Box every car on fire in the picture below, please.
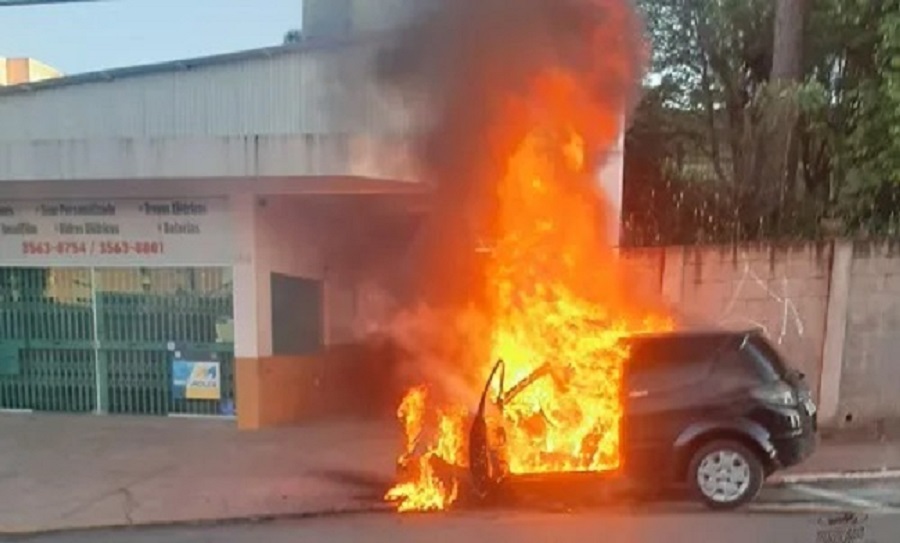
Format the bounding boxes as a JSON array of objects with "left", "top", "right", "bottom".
[{"left": 467, "top": 328, "right": 818, "bottom": 510}]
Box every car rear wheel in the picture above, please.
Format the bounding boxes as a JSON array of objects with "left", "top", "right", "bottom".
[{"left": 688, "top": 440, "right": 763, "bottom": 510}]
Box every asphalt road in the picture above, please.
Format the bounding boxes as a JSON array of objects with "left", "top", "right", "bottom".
[{"left": 10, "top": 478, "right": 900, "bottom": 543}]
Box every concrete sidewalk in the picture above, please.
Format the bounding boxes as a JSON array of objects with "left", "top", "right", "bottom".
[
  {"left": 775, "top": 436, "right": 900, "bottom": 481},
  {"left": 1, "top": 414, "right": 899, "bottom": 534},
  {"left": 0, "top": 414, "right": 399, "bottom": 534}
]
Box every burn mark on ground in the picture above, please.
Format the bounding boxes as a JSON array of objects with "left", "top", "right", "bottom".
[{"left": 307, "top": 470, "right": 394, "bottom": 502}]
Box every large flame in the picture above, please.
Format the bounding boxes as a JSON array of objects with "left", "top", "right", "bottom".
[
  {"left": 484, "top": 70, "right": 673, "bottom": 476},
  {"left": 384, "top": 387, "right": 465, "bottom": 512},
  {"left": 383, "top": 0, "right": 668, "bottom": 513}
]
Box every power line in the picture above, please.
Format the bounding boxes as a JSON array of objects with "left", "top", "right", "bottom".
[{"left": 0, "top": 0, "right": 104, "bottom": 6}]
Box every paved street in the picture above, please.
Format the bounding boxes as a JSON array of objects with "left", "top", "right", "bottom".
[
  {"left": 8, "top": 476, "right": 900, "bottom": 542},
  {"left": 1, "top": 413, "right": 899, "bottom": 536},
  {"left": 13, "top": 500, "right": 900, "bottom": 543}
]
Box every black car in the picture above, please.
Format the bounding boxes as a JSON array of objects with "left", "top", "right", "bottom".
[{"left": 468, "top": 329, "right": 818, "bottom": 510}]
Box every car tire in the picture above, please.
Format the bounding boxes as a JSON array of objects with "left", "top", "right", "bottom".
[{"left": 688, "top": 440, "right": 764, "bottom": 510}]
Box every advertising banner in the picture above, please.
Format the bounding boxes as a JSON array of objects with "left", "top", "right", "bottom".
[
  {"left": 0, "top": 197, "right": 233, "bottom": 266},
  {"left": 171, "top": 349, "right": 221, "bottom": 401}
]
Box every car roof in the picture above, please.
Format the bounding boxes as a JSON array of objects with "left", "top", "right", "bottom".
[
  {"left": 622, "top": 328, "right": 764, "bottom": 367},
  {"left": 625, "top": 328, "right": 760, "bottom": 343}
]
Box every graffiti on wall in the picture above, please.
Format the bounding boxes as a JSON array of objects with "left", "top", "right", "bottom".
[{"left": 717, "top": 258, "right": 805, "bottom": 346}]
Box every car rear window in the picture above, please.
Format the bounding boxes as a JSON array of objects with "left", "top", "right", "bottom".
[{"left": 742, "top": 334, "right": 790, "bottom": 382}]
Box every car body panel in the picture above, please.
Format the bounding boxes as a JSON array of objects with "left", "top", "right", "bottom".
[{"left": 468, "top": 329, "right": 817, "bottom": 502}]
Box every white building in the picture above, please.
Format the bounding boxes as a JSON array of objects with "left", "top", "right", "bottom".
[
  {"left": 0, "top": 3, "right": 624, "bottom": 427},
  {"left": 0, "top": 37, "right": 428, "bottom": 425}
]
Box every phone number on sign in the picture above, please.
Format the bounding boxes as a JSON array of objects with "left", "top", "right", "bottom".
[{"left": 22, "top": 241, "right": 166, "bottom": 256}]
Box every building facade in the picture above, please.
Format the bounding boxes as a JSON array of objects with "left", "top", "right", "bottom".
[{"left": 0, "top": 38, "right": 425, "bottom": 423}]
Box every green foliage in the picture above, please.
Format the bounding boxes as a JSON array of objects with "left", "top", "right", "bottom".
[
  {"left": 625, "top": 0, "right": 900, "bottom": 243},
  {"left": 838, "top": 0, "right": 900, "bottom": 234}
]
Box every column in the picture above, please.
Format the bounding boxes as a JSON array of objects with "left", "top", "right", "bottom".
[
  {"left": 819, "top": 240, "right": 853, "bottom": 425},
  {"left": 231, "top": 193, "right": 264, "bottom": 429}
]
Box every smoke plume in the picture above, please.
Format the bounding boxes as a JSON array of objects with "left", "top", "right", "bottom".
[
  {"left": 373, "top": 0, "right": 648, "bottom": 402},
  {"left": 377, "top": 0, "right": 645, "bottom": 307}
]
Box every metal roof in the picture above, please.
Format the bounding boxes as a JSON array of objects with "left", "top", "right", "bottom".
[{"left": 0, "top": 32, "right": 384, "bottom": 97}]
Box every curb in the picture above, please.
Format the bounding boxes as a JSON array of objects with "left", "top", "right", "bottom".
[
  {"left": 0, "top": 503, "right": 394, "bottom": 538},
  {"left": 770, "top": 468, "right": 900, "bottom": 485}
]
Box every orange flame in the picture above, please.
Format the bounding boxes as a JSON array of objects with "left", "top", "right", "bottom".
[
  {"left": 485, "top": 72, "right": 673, "bottom": 476},
  {"left": 386, "top": 387, "right": 466, "bottom": 512},
  {"left": 384, "top": 2, "right": 666, "bottom": 513}
]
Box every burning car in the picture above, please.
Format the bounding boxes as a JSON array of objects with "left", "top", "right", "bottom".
[
  {"left": 393, "top": 328, "right": 817, "bottom": 511},
  {"left": 377, "top": 0, "right": 804, "bottom": 515}
]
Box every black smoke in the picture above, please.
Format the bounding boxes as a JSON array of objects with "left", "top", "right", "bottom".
[{"left": 374, "top": 0, "right": 647, "bottom": 312}]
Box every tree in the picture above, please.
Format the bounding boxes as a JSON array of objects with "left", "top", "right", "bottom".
[
  {"left": 747, "top": 0, "right": 806, "bottom": 231},
  {"left": 772, "top": 0, "right": 805, "bottom": 80},
  {"left": 839, "top": 0, "right": 900, "bottom": 234},
  {"left": 626, "top": 0, "right": 900, "bottom": 243}
]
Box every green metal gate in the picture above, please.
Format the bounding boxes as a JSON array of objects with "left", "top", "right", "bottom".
[
  {"left": 0, "top": 268, "right": 95, "bottom": 412},
  {"left": 0, "top": 267, "right": 234, "bottom": 416}
]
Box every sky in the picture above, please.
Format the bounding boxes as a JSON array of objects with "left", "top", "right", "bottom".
[{"left": 0, "top": 0, "right": 303, "bottom": 75}]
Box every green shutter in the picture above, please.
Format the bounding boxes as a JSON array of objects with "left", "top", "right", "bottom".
[{"left": 0, "top": 267, "right": 234, "bottom": 416}]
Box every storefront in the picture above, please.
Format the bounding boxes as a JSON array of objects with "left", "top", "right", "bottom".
[
  {"left": 0, "top": 31, "right": 429, "bottom": 423},
  {"left": 0, "top": 196, "right": 236, "bottom": 416}
]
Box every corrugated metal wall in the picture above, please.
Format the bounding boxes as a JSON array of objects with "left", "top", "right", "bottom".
[{"left": 0, "top": 44, "right": 416, "bottom": 142}]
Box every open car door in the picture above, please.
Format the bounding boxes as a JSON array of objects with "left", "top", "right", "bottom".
[{"left": 469, "top": 358, "right": 507, "bottom": 498}]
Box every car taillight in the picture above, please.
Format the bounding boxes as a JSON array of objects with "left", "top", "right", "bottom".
[{"left": 750, "top": 381, "right": 798, "bottom": 407}]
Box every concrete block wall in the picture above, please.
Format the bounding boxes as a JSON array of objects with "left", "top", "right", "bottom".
[
  {"left": 838, "top": 242, "right": 900, "bottom": 427},
  {"left": 617, "top": 246, "right": 665, "bottom": 307},
  {"left": 656, "top": 244, "right": 833, "bottom": 400},
  {"left": 617, "top": 239, "right": 900, "bottom": 430}
]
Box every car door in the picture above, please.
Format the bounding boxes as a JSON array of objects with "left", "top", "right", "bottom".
[{"left": 621, "top": 336, "right": 718, "bottom": 484}]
